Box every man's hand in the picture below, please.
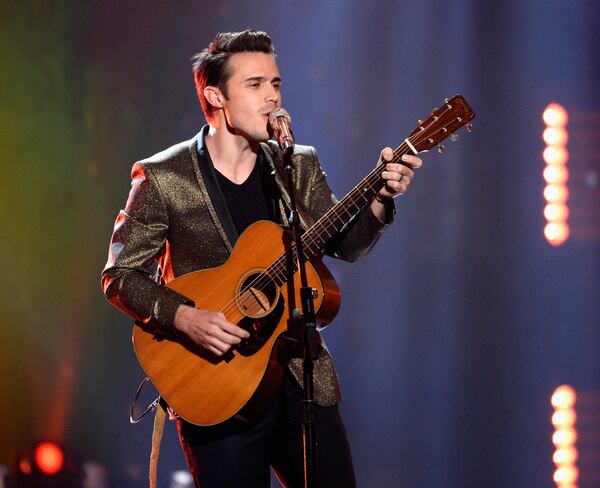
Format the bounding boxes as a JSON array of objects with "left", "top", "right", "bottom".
[
  {"left": 370, "top": 147, "right": 422, "bottom": 219},
  {"left": 378, "top": 147, "right": 422, "bottom": 199},
  {"left": 174, "top": 304, "right": 250, "bottom": 356}
]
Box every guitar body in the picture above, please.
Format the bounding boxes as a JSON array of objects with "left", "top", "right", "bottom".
[{"left": 132, "top": 220, "right": 341, "bottom": 426}]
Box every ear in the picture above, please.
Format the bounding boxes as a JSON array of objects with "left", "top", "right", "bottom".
[{"left": 204, "top": 86, "right": 224, "bottom": 110}]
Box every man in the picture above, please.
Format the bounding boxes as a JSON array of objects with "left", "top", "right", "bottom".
[{"left": 102, "top": 29, "right": 421, "bottom": 487}]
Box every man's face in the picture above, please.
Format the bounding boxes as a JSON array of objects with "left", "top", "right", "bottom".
[{"left": 219, "top": 52, "right": 281, "bottom": 142}]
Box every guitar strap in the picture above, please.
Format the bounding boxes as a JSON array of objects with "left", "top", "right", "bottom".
[{"left": 149, "top": 398, "right": 169, "bottom": 488}]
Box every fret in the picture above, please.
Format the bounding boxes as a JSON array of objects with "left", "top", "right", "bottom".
[{"left": 320, "top": 225, "right": 333, "bottom": 239}]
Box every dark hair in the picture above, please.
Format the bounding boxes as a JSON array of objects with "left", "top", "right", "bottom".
[{"left": 192, "top": 29, "right": 275, "bottom": 116}]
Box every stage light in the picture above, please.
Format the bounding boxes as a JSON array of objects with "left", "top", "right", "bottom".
[
  {"left": 544, "top": 222, "right": 570, "bottom": 246},
  {"left": 34, "top": 442, "right": 64, "bottom": 476},
  {"left": 554, "top": 466, "right": 579, "bottom": 484},
  {"left": 543, "top": 103, "right": 569, "bottom": 126},
  {"left": 543, "top": 185, "right": 569, "bottom": 203},
  {"left": 543, "top": 166, "right": 569, "bottom": 185},
  {"left": 542, "top": 103, "right": 570, "bottom": 246},
  {"left": 553, "top": 428, "right": 578, "bottom": 447},
  {"left": 13, "top": 441, "right": 83, "bottom": 487},
  {"left": 543, "top": 147, "right": 569, "bottom": 166},
  {"left": 552, "top": 409, "right": 577, "bottom": 427},
  {"left": 544, "top": 203, "right": 570, "bottom": 222},
  {"left": 543, "top": 127, "right": 569, "bottom": 146},
  {"left": 170, "top": 469, "right": 194, "bottom": 488},
  {"left": 18, "top": 458, "right": 32, "bottom": 476},
  {"left": 552, "top": 385, "right": 577, "bottom": 409},
  {"left": 553, "top": 447, "right": 578, "bottom": 465},
  {"left": 551, "top": 385, "right": 578, "bottom": 488}
]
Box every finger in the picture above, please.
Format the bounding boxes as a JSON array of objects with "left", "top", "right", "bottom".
[
  {"left": 210, "top": 337, "right": 232, "bottom": 354},
  {"left": 384, "top": 180, "right": 404, "bottom": 193},
  {"left": 384, "top": 163, "right": 415, "bottom": 177},
  {"left": 391, "top": 180, "right": 404, "bottom": 190},
  {"left": 382, "top": 169, "right": 413, "bottom": 182},
  {"left": 212, "top": 327, "right": 245, "bottom": 345},
  {"left": 379, "top": 189, "right": 401, "bottom": 200},
  {"left": 210, "top": 312, "right": 250, "bottom": 339},
  {"left": 219, "top": 320, "right": 251, "bottom": 339},
  {"left": 208, "top": 344, "right": 226, "bottom": 356},
  {"left": 402, "top": 154, "right": 422, "bottom": 168},
  {"left": 380, "top": 147, "right": 394, "bottom": 163}
]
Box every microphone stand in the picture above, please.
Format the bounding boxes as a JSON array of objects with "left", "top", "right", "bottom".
[{"left": 281, "top": 144, "right": 320, "bottom": 488}]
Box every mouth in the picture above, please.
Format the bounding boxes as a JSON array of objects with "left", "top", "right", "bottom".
[{"left": 263, "top": 115, "right": 274, "bottom": 137}]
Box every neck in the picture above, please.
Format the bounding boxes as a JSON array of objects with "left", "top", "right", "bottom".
[{"left": 204, "top": 122, "right": 259, "bottom": 184}]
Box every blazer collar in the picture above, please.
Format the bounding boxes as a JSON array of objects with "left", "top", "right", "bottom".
[
  {"left": 194, "top": 127, "right": 239, "bottom": 248},
  {"left": 190, "top": 126, "right": 288, "bottom": 249}
]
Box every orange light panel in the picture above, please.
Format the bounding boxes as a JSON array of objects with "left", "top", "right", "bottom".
[
  {"left": 551, "top": 385, "right": 578, "bottom": 488},
  {"left": 542, "top": 103, "right": 569, "bottom": 245},
  {"left": 34, "top": 442, "right": 64, "bottom": 476}
]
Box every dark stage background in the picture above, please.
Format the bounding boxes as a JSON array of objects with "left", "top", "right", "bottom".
[{"left": 1, "top": 1, "right": 599, "bottom": 487}]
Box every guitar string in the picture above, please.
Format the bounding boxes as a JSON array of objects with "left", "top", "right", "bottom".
[
  {"left": 216, "top": 105, "right": 463, "bottom": 321},
  {"left": 216, "top": 104, "right": 461, "bottom": 320},
  {"left": 215, "top": 104, "right": 463, "bottom": 320},
  {"left": 215, "top": 135, "right": 419, "bottom": 318}
]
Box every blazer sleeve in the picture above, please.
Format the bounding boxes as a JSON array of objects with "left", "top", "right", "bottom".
[
  {"left": 101, "top": 162, "right": 192, "bottom": 337},
  {"left": 304, "top": 147, "right": 395, "bottom": 263}
]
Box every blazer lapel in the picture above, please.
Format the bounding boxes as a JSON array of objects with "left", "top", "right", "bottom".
[
  {"left": 186, "top": 131, "right": 310, "bottom": 254},
  {"left": 188, "top": 129, "right": 238, "bottom": 251}
]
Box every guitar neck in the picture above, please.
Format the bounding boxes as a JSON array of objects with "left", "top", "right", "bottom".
[
  {"left": 266, "top": 94, "right": 475, "bottom": 286},
  {"left": 265, "top": 142, "right": 414, "bottom": 287},
  {"left": 301, "top": 141, "right": 416, "bottom": 260}
]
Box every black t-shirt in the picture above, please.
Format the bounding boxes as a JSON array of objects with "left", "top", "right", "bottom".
[{"left": 214, "top": 157, "right": 275, "bottom": 234}]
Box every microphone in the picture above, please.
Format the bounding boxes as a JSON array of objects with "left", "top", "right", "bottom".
[{"left": 269, "top": 108, "right": 294, "bottom": 152}]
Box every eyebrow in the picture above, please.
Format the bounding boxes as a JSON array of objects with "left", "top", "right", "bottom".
[{"left": 244, "top": 76, "right": 282, "bottom": 84}]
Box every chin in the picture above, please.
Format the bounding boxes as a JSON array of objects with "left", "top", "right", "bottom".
[{"left": 251, "top": 128, "right": 271, "bottom": 143}]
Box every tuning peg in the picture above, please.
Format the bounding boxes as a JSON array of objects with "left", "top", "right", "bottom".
[
  {"left": 466, "top": 123, "right": 473, "bottom": 133},
  {"left": 418, "top": 119, "right": 423, "bottom": 125},
  {"left": 437, "top": 144, "right": 445, "bottom": 154},
  {"left": 450, "top": 134, "right": 459, "bottom": 142}
]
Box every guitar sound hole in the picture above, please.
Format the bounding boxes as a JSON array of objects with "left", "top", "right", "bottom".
[
  {"left": 236, "top": 272, "right": 279, "bottom": 319},
  {"left": 235, "top": 272, "right": 283, "bottom": 357}
]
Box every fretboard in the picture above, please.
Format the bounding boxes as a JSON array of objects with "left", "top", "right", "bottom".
[
  {"left": 262, "top": 94, "right": 475, "bottom": 286},
  {"left": 266, "top": 141, "right": 415, "bottom": 286}
]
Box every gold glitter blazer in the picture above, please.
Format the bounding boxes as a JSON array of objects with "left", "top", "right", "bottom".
[{"left": 102, "top": 126, "right": 394, "bottom": 407}]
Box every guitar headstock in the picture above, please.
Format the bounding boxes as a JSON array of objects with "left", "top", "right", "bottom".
[{"left": 407, "top": 95, "right": 475, "bottom": 154}]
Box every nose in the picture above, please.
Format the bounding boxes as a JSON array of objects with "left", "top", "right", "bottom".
[{"left": 266, "top": 86, "right": 280, "bottom": 106}]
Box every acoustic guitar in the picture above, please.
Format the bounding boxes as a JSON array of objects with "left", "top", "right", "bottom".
[{"left": 132, "top": 95, "right": 475, "bottom": 426}]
